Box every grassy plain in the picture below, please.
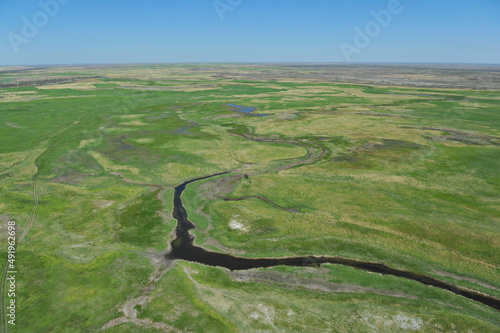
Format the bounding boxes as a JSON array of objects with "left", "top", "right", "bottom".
[{"left": 0, "top": 64, "right": 499, "bottom": 332}]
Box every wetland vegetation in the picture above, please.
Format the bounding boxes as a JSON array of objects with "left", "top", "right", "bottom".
[{"left": 0, "top": 64, "right": 499, "bottom": 332}]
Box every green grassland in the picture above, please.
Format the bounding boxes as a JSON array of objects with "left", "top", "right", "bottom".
[{"left": 0, "top": 65, "right": 499, "bottom": 332}]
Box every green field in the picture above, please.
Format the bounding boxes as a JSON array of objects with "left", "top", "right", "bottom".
[{"left": 0, "top": 65, "right": 499, "bottom": 332}]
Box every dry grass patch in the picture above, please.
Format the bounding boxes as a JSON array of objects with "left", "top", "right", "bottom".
[
  {"left": 89, "top": 151, "right": 140, "bottom": 175},
  {"left": 37, "top": 80, "right": 99, "bottom": 90}
]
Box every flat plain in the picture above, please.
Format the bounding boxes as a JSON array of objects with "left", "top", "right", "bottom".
[{"left": 0, "top": 64, "right": 499, "bottom": 332}]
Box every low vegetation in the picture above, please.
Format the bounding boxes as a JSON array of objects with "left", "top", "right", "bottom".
[{"left": 0, "top": 64, "right": 498, "bottom": 332}]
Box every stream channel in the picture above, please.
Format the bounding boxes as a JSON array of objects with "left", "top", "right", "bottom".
[{"left": 165, "top": 172, "right": 500, "bottom": 311}]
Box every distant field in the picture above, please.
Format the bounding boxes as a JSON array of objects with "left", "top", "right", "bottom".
[{"left": 0, "top": 64, "right": 499, "bottom": 332}]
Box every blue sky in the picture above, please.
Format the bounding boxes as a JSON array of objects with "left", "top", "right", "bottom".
[{"left": 1, "top": 0, "right": 499, "bottom": 65}]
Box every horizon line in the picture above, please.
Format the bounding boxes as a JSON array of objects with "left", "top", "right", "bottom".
[{"left": 1, "top": 61, "right": 500, "bottom": 67}]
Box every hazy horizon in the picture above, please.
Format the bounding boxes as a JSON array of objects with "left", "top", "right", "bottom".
[
  {"left": 1, "top": 0, "right": 499, "bottom": 66},
  {"left": 2, "top": 61, "right": 500, "bottom": 68}
]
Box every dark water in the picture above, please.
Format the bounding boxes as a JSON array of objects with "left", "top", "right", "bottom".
[
  {"left": 226, "top": 103, "right": 270, "bottom": 117},
  {"left": 166, "top": 173, "right": 500, "bottom": 311},
  {"left": 226, "top": 103, "right": 257, "bottom": 113}
]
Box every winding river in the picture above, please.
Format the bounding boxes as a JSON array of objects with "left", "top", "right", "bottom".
[{"left": 166, "top": 172, "right": 500, "bottom": 311}]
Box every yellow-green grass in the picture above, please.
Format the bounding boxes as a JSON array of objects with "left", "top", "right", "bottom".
[
  {"left": 1, "top": 65, "right": 499, "bottom": 332},
  {"left": 138, "top": 261, "right": 500, "bottom": 332}
]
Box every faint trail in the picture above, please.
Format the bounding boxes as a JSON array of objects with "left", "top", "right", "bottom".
[
  {"left": 1, "top": 119, "right": 85, "bottom": 332},
  {"left": 1, "top": 161, "right": 41, "bottom": 332},
  {"left": 100, "top": 260, "right": 178, "bottom": 332},
  {"left": 18, "top": 182, "right": 39, "bottom": 243}
]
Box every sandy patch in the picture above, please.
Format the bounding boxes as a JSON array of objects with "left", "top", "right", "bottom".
[
  {"left": 363, "top": 313, "right": 424, "bottom": 331},
  {"left": 228, "top": 215, "right": 248, "bottom": 232}
]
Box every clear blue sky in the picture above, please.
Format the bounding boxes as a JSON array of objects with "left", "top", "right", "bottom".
[{"left": 1, "top": 0, "right": 499, "bottom": 65}]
